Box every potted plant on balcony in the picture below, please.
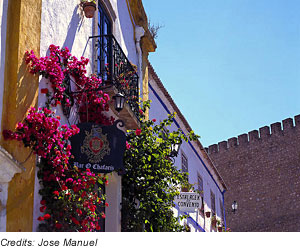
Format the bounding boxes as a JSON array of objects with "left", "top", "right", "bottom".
[
  {"left": 205, "top": 211, "right": 211, "bottom": 218},
  {"left": 81, "top": 0, "right": 97, "bottom": 18}
]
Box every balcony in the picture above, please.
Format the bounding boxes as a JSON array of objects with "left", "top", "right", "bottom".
[
  {"left": 62, "top": 35, "right": 140, "bottom": 129},
  {"left": 93, "top": 34, "right": 140, "bottom": 129}
]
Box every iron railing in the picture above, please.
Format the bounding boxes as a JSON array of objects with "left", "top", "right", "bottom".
[{"left": 92, "top": 34, "right": 139, "bottom": 120}]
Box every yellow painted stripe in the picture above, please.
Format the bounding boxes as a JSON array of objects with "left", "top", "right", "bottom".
[
  {"left": 1, "top": 0, "right": 42, "bottom": 232},
  {"left": 126, "top": 0, "right": 150, "bottom": 120}
]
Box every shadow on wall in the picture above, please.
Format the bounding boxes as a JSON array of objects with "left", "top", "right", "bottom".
[{"left": 63, "top": 5, "right": 82, "bottom": 52}]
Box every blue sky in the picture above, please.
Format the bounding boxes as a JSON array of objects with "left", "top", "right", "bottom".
[{"left": 143, "top": 0, "right": 300, "bottom": 147}]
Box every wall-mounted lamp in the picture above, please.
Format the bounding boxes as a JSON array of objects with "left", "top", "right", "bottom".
[
  {"left": 170, "top": 141, "right": 182, "bottom": 158},
  {"left": 232, "top": 200, "right": 238, "bottom": 214},
  {"left": 113, "top": 93, "right": 126, "bottom": 113}
]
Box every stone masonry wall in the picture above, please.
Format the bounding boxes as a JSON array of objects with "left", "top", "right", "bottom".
[{"left": 206, "top": 115, "right": 300, "bottom": 231}]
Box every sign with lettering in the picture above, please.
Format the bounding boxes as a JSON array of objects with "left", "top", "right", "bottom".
[
  {"left": 70, "top": 120, "right": 126, "bottom": 174},
  {"left": 174, "top": 192, "right": 202, "bottom": 212}
]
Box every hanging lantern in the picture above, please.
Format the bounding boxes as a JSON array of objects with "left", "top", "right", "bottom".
[
  {"left": 232, "top": 200, "right": 238, "bottom": 213},
  {"left": 113, "top": 93, "right": 126, "bottom": 112},
  {"left": 170, "top": 141, "right": 182, "bottom": 157}
]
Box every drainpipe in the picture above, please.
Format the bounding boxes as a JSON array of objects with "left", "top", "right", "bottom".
[
  {"left": 135, "top": 26, "right": 145, "bottom": 100},
  {"left": 222, "top": 190, "right": 227, "bottom": 230}
]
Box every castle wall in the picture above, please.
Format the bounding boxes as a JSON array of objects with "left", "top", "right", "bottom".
[{"left": 207, "top": 115, "right": 300, "bottom": 231}]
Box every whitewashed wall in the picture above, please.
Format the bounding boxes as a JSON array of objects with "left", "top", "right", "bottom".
[
  {"left": 111, "top": 0, "right": 138, "bottom": 66},
  {"left": 37, "top": 0, "right": 94, "bottom": 123},
  {"left": 148, "top": 74, "right": 225, "bottom": 232},
  {"left": 33, "top": 0, "right": 139, "bottom": 232}
]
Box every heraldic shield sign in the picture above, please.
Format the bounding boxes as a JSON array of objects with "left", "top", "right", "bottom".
[{"left": 69, "top": 120, "right": 126, "bottom": 174}]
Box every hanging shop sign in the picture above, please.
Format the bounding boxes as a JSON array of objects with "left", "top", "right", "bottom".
[
  {"left": 174, "top": 192, "right": 202, "bottom": 212},
  {"left": 70, "top": 120, "right": 126, "bottom": 174}
]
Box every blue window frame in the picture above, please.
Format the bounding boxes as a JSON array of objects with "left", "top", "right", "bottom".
[{"left": 97, "top": 2, "right": 112, "bottom": 81}]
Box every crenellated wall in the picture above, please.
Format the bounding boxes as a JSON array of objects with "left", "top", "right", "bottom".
[
  {"left": 207, "top": 114, "right": 300, "bottom": 231},
  {"left": 207, "top": 115, "right": 300, "bottom": 155}
]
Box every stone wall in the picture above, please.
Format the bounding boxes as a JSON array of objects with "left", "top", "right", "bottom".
[{"left": 206, "top": 115, "right": 300, "bottom": 231}]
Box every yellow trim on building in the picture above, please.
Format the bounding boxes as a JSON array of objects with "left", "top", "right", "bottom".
[
  {"left": 127, "top": 0, "right": 157, "bottom": 120},
  {"left": 1, "top": 0, "right": 42, "bottom": 232}
]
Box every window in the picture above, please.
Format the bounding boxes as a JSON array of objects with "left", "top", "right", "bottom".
[
  {"left": 197, "top": 175, "right": 203, "bottom": 195},
  {"left": 95, "top": 2, "right": 139, "bottom": 118},
  {"left": 210, "top": 191, "right": 216, "bottom": 216},
  {"left": 97, "top": 2, "right": 112, "bottom": 80},
  {"left": 181, "top": 152, "right": 188, "bottom": 173},
  {"left": 219, "top": 199, "right": 224, "bottom": 221},
  {"left": 197, "top": 174, "right": 204, "bottom": 214}
]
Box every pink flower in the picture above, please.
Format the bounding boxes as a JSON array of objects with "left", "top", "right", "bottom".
[
  {"left": 43, "top": 214, "right": 51, "bottom": 220},
  {"left": 66, "top": 178, "right": 73, "bottom": 183},
  {"left": 135, "top": 128, "right": 141, "bottom": 136},
  {"left": 15, "top": 46, "right": 113, "bottom": 232},
  {"left": 40, "top": 206, "right": 46, "bottom": 213}
]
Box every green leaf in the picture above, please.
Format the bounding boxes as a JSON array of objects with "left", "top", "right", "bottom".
[{"left": 122, "top": 100, "right": 197, "bottom": 232}]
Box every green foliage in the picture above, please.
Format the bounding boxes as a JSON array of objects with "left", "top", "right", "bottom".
[
  {"left": 81, "top": 0, "right": 96, "bottom": 4},
  {"left": 121, "top": 101, "right": 199, "bottom": 232}
]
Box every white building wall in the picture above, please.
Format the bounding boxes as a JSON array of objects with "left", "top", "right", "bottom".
[
  {"left": 33, "top": 0, "right": 139, "bottom": 232},
  {"left": 148, "top": 74, "right": 225, "bottom": 232},
  {"left": 111, "top": 0, "right": 138, "bottom": 66},
  {"left": 0, "top": 183, "right": 8, "bottom": 232}
]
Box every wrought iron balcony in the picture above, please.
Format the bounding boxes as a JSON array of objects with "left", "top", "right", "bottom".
[{"left": 92, "top": 34, "right": 140, "bottom": 121}]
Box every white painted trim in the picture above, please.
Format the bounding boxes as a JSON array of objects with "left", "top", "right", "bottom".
[
  {"left": 100, "top": 0, "right": 116, "bottom": 22},
  {"left": 0, "top": 146, "right": 24, "bottom": 183},
  {"left": 105, "top": 172, "right": 121, "bottom": 232},
  {"left": 0, "top": 182, "right": 8, "bottom": 232},
  {"left": 0, "top": 145, "right": 24, "bottom": 233}
]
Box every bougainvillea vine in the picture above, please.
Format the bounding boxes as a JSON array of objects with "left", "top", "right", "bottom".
[
  {"left": 3, "top": 45, "right": 113, "bottom": 231},
  {"left": 25, "top": 44, "right": 114, "bottom": 125}
]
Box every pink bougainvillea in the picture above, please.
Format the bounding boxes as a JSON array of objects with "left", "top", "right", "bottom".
[
  {"left": 3, "top": 106, "right": 108, "bottom": 232},
  {"left": 2, "top": 45, "right": 114, "bottom": 232},
  {"left": 25, "top": 44, "right": 114, "bottom": 125}
]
